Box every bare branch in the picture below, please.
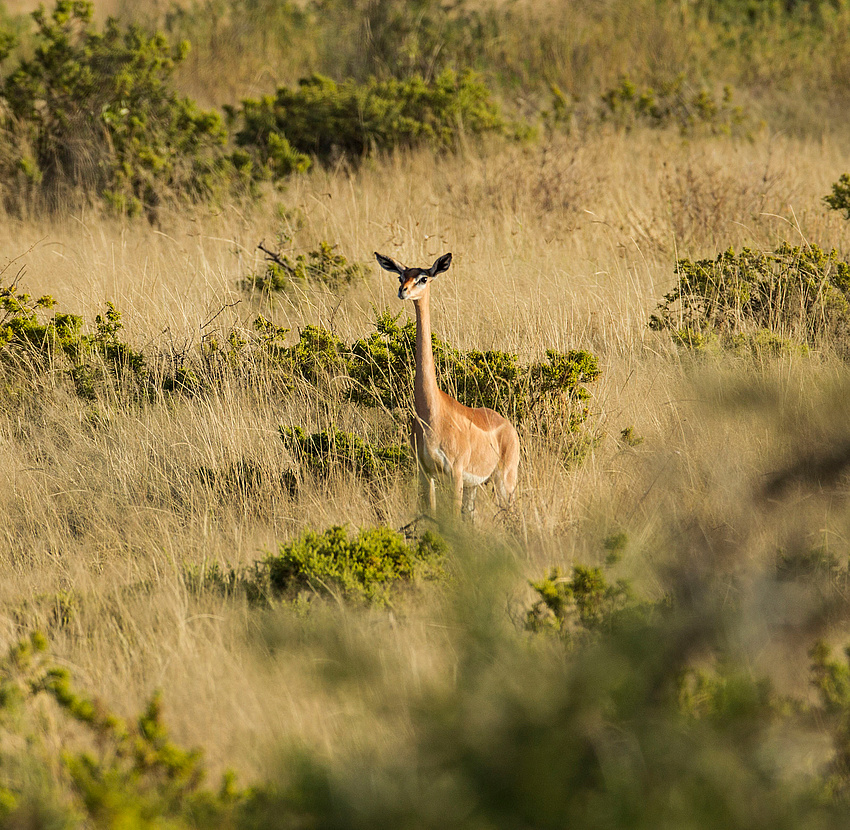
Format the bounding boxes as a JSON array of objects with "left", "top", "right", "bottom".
[
  {"left": 201, "top": 300, "right": 241, "bottom": 331},
  {"left": 257, "top": 240, "right": 295, "bottom": 273}
]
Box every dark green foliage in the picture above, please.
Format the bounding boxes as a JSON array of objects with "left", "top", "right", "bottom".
[
  {"left": 603, "top": 530, "right": 629, "bottom": 564},
  {"left": 230, "top": 69, "right": 510, "bottom": 168},
  {"left": 257, "top": 524, "right": 446, "bottom": 605},
  {"left": 199, "top": 313, "right": 292, "bottom": 382},
  {"left": 695, "top": 0, "right": 846, "bottom": 26},
  {"left": 196, "top": 456, "right": 297, "bottom": 502},
  {"left": 650, "top": 243, "right": 850, "bottom": 354},
  {"left": 825, "top": 173, "right": 850, "bottom": 220},
  {"left": 777, "top": 545, "right": 845, "bottom": 581},
  {"left": 345, "top": 307, "right": 418, "bottom": 409},
  {"left": 601, "top": 74, "right": 749, "bottom": 135},
  {"left": 71, "top": 301, "right": 147, "bottom": 398},
  {"left": 260, "top": 553, "right": 850, "bottom": 830},
  {"left": 242, "top": 241, "right": 366, "bottom": 293},
  {"left": 265, "top": 307, "right": 600, "bottom": 460},
  {"left": 525, "top": 564, "right": 641, "bottom": 639},
  {"left": 811, "top": 641, "right": 850, "bottom": 714},
  {"left": 0, "top": 280, "right": 59, "bottom": 358},
  {"left": 0, "top": 0, "right": 246, "bottom": 215},
  {"left": 280, "top": 425, "right": 410, "bottom": 481},
  {"left": 677, "top": 662, "right": 775, "bottom": 730}
]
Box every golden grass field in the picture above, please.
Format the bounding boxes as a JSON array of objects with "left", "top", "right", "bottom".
[{"left": 3, "top": 120, "right": 850, "bottom": 795}]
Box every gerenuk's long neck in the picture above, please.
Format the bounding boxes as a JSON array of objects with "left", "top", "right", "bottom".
[{"left": 413, "top": 286, "right": 440, "bottom": 421}]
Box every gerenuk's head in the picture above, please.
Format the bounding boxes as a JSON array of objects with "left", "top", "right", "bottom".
[{"left": 374, "top": 252, "right": 452, "bottom": 301}]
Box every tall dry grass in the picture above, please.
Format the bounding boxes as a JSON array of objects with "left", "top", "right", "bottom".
[{"left": 2, "top": 126, "right": 850, "bottom": 782}]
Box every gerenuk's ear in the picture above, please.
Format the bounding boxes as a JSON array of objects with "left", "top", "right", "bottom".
[
  {"left": 375, "top": 252, "right": 405, "bottom": 275},
  {"left": 429, "top": 252, "right": 452, "bottom": 277}
]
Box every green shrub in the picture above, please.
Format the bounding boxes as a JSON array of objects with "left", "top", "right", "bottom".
[
  {"left": 280, "top": 425, "right": 410, "bottom": 482},
  {"left": 0, "top": 0, "right": 247, "bottom": 215},
  {"left": 311, "top": 0, "right": 498, "bottom": 82},
  {"left": 601, "top": 74, "right": 749, "bottom": 135},
  {"left": 650, "top": 243, "right": 850, "bottom": 354},
  {"left": 810, "top": 641, "right": 850, "bottom": 799},
  {"left": 230, "top": 69, "right": 511, "bottom": 169},
  {"left": 186, "top": 525, "right": 447, "bottom": 607},
  {"left": 525, "top": 564, "right": 643, "bottom": 640},
  {"left": 257, "top": 548, "right": 850, "bottom": 830},
  {"left": 825, "top": 173, "right": 850, "bottom": 220},
  {"left": 242, "top": 240, "right": 366, "bottom": 293},
  {"left": 255, "top": 525, "right": 446, "bottom": 606},
  {"left": 0, "top": 278, "right": 147, "bottom": 398},
  {"left": 196, "top": 457, "right": 297, "bottom": 501},
  {"left": 0, "top": 632, "right": 242, "bottom": 828},
  {"left": 603, "top": 530, "right": 630, "bottom": 563},
  {"left": 695, "top": 0, "right": 846, "bottom": 26},
  {"left": 279, "top": 322, "right": 350, "bottom": 385},
  {"left": 676, "top": 662, "right": 775, "bottom": 729}
]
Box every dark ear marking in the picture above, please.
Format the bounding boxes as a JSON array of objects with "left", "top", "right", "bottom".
[
  {"left": 375, "top": 252, "right": 405, "bottom": 275},
  {"left": 429, "top": 252, "right": 452, "bottom": 277}
]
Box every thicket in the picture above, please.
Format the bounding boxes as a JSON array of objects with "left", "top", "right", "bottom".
[
  {"left": 142, "top": 0, "right": 850, "bottom": 138},
  {"left": 0, "top": 0, "right": 245, "bottom": 217},
  {"left": 599, "top": 75, "right": 749, "bottom": 136},
  {"left": 201, "top": 304, "right": 601, "bottom": 447},
  {"left": 0, "top": 1, "right": 515, "bottom": 215},
  {"left": 825, "top": 173, "right": 850, "bottom": 220},
  {"left": 258, "top": 524, "right": 446, "bottom": 606},
  {"left": 0, "top": 268, "right": 601, "bottom": 458},
  {"left": 525, "top": 564, "right": 648, "bottom": 641},
  {"left": 13, "top": 545, "right": 850, "bottom": 827},
  {"left": 229, "top": 69, "right": 513, "bottom": 172},
  {"left": 280, "top": 426, "right": 410, "bottom": 483},
  {"left": 278, "top": 308, "right": 598, "bottom": 434},
  {"left": 649, "top": 243, "right": 850, "bottom": 355}
]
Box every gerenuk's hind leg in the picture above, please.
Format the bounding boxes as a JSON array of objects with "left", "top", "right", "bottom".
[{"left": 461, "top": 484, "right": 477, "bottom": 521}]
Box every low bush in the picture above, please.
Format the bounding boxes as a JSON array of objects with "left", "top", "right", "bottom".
[
  {"left": 346, "top": 308, "right": 601, "bottom": 429},
  {"left": 1, "top": 267, "right": 601, "bottom": 468},
  {"left": 229, "top": 69, "right": 513, "bottom": 170},
  {"left": 187, "top": 524, "right": 446, "bottom": 607},
  {"left": 824, "top": 173, "right": 850, "bottom": 220},
  {"left": 650, "top": 243, "right": 850, "bottom": 354},
  {"left": 242, "top": 240, "right": 366, "bottom": 293},
  {"left": 255, "top": 524, "right": 446, "bottom": 606}
]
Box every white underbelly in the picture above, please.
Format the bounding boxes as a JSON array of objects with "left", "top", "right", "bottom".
[{"left": 462, "top": 470, "right": 489, "bottom": 486}]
